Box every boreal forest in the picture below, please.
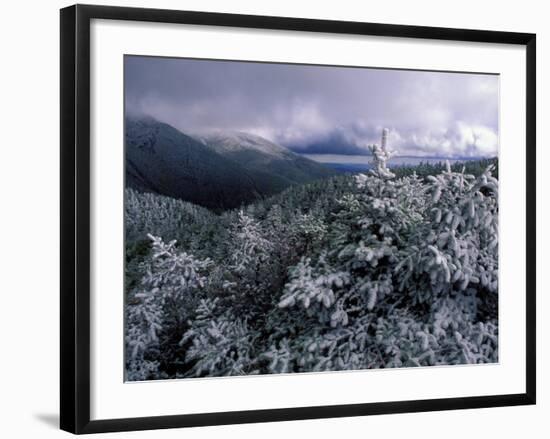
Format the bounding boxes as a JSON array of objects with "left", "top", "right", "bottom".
[{"left": 125, "top": 118, "right": 499, "bottom": 381}]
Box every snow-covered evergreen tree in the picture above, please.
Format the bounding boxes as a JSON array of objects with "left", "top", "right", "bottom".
[
  {"left": 125, "top": 234, "right": 212, "bottom": 380},
  {"left": 228, "top": 210, "right": 273, "bottom": 275}
]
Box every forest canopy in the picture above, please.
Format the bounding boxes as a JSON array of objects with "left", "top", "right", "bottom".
[{"left": 124, "top": 155, "right": 499, "bottom": 381}]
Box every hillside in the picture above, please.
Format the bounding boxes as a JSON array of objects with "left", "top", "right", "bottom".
[
  {"left": 125, "top": 117, "right": 335, "bottom": 210},
  {"left": 126, "top": 117, "right": 265, "bottom": 210},
  {"left": 198, "top": 131, "right": 335, "bottom": 187}
]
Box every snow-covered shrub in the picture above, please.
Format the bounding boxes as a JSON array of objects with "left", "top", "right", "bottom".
[
  {"left": 180, "top": 298, "right": 259, "bottom": 377},
  {"left": 228, "top": 210, "right": 273, "bottom": 275},
  {"left": 221, "top": 211, "right": 278, "bottom": 317},
  {"left": 125, "top": 234, "right": 212, "bottom": 380}
]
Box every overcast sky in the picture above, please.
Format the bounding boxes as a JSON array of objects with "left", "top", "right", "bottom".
[{"left": 125, "top": 55, "right": 499, "bottom": 158}]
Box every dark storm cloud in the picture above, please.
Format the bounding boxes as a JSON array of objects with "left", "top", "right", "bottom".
[{"left": 125, "top": 56, "right": 499, "bottom": 158}]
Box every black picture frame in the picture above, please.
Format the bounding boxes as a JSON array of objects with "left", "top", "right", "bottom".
[{"left": 60, "top": 4, "right": 536, "bottom": 434}]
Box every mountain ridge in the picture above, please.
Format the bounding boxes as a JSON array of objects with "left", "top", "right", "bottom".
[
  {"left": 125, "top": 116, "right": 335, "bottom": 210},
  {"left": 197, "top": 130, "right": 335, "bottom": 187}
]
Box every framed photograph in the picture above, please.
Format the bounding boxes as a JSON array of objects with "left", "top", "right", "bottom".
[{"left": 60, "top": 4, "right": 536, "bottom": 434}]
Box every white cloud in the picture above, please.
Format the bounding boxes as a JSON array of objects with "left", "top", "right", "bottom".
[
  {"left": 126, "top": 56, "right": 499, "bottom": 158},
  {"left": 389, "top": 122, "right": 498, "bottom": 158}
]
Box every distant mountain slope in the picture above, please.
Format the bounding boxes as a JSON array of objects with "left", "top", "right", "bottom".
[
  {"left": 125, "top": 118, "right": 335, "bottom": 210},
  {"left": 126, "top": 117, "right": 265, "bottom": 210},
  {"left": 197, "top": 132, "right": 335, "bottom": 186}
]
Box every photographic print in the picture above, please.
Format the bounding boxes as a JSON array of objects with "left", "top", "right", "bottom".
[{"left": 124, "top": 56, "right": 499, "bottom": 381}]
